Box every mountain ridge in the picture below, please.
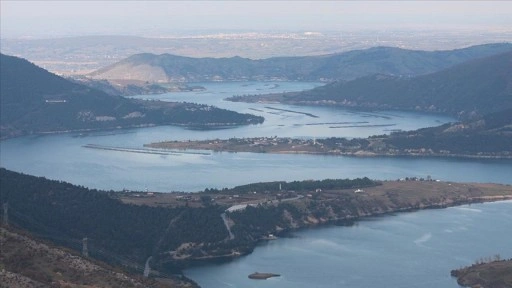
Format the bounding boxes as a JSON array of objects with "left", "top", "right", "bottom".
[
  {"left": 89, "top": 43, "right": 512, "bottom": 83},
  {"left": 228, "top": 51, "right": 512, "bottom": 117},
  {"left": 0, "top": 54, "right": 263, "bottom": 139}
]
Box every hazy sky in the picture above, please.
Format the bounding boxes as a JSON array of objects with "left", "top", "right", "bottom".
[{"left": 1, "top": 1, "right": 511, "bottom": 38}]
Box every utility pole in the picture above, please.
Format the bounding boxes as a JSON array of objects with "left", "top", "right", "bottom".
[
  {"left": 2, "top": 203, "right": 7, "bottom": 226},
  {"left": 82, "top": 237, "right": 88, "bottom": 257}
]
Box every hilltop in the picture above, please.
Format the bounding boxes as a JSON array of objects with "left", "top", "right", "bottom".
[
  {"left": 0, "top": 54, "right": 263, "bottom": 139},
  {"left": 229, "top": 51, "right": 512, "bottom": 117},
  {"left": 2, "top": 168, "right": 512, "bottom": 277},
  {"left": 88, "top": 43, "right": 512, "bottom": 83}
]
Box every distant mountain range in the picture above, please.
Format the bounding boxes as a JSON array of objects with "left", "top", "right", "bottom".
[
  {"left": 89, "top": 43, "right": 512, "bottom": 83},
  {"left": 229, "top": 51, "right": 512, "bottom": 118},
  {"left": 0, "top": 54, "right": 263, "bottom": 139}
]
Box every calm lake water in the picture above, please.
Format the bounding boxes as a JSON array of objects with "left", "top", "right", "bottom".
[
  {"left": 185, "top": 200, "right": 512, "bottom": 288},
  {"left": 1, "top": 81, "right": 511, "bottom": 287},
  {"left": 1, "top": 82, "right": 510, "bottom": 192}
]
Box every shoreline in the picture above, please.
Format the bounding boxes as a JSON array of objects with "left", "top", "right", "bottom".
[
  {"left": 451, "top": 258, "right": 512, "bottom": 288},
  {"left": 226, "top": 93, "right": 458, "bottom": 118},
  {"left": 177, "top": 195, "right": 512, "bottom": 288},
  {"left": 146, "top": 138, "right": 512, "bottom": 160},
  {"left": 181, "top": 197, "right": 512, "bottom": 287},
  {"left": 3, "top": 168, "right": 512, "bottom": 287},
  {"left": 119, "top": 180, "right": 512, "bottom": 267},
  {"left": 0, "top": 122, "right": 253, "bottom": 142}
]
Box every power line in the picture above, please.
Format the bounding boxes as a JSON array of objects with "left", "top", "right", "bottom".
[
  {"left": 7, "top": 207, "right": 147, "bottom": 271},
  {"left": 2, "top": 202, "right": 8, "bottom": 226},
  {"left": 4, "top": 206, "right": 190, "bottom": 281}
]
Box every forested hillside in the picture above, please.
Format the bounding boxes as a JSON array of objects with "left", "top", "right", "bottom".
[
  {"left": 378, "top": 108, "right": 512, "bottom": 157},
  {"left": 0, "top": 169, "right": 378, "bottom": 270},
  {"left": 2, "top": 168, "right": 512, "bottom": 275},
  {"left": 0, "top": 54, "right": 263, "bottom": 139},
  {"left": 89, "top": 43, "right": 512, "bottom": 83},
  {"left": 0, "top": 168, "right": 228, "bottom": 268},
  {"left": 231, "top": 51, "right": 512, "bottom": 117}
]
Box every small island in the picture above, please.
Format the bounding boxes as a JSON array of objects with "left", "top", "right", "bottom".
[{"left": 248, "top": 272, "right": 281, "bottom": 280}]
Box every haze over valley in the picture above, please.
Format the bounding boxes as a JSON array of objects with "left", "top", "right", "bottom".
[
  {"left": 3, "top": 30, "right": 512, "bottom": 76},
  {"left": 1, "top": 1, "right": 512, "bottom": 288}
]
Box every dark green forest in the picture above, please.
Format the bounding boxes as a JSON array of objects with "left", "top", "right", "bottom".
[
  {"left": 380, "top": 108, "right": 512, "bottom": 155},
  {"left": 307, "top": 109, "right": 512, "bottom": 157},
  {"left": 0, "top": 169, "right": 381, "bottom": 270},
  {"left": 0, "top": 169, "right": 227, "bottom": 266},
  {"left": 231, "top": 50, "right": 512, "bottom": 118},
  {"left": 289, "top": 51, "right": 512, "bottom": 116},
  {"left": 0, "top": 54, "right": 263, "bottom": 139},
  {"left": 208, "top": 177, "right": 378, "bottom": 194}
]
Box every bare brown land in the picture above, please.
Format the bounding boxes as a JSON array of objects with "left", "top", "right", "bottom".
[{"left": 451, "top": 259, "right": 512, "bottom": 288}]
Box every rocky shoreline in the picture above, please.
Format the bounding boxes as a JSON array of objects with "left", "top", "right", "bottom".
[
  {"left": 451, "top": 258, "right": 512, "bottom": 288},
  {"left": 124, "top": 180, "right": 512, "bottom": 268}
]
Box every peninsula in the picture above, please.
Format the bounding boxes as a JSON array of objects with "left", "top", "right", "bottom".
[
  {"left": 3, "top": 168, "right": 512, "bottom": 287},
  {"left": 451, "top": 258, "right": 512, "bottom": 288},
  {"left": 146, "top": 103, "right": 512, "bottom": 160},
  {"left": 145, "top": 132, "right": 511, "bottom": 160},
  {"left": 0, "top": 54, "right": 263, "bottom": 140}
]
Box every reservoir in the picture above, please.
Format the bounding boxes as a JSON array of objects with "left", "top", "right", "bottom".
[
  {"left": 185, "top": 200, "right": 512, "bottom": 288},
  {"left": 1, "top": 82, "right": 511, "bottom": 191},
  {"left": 1, "top": 81, "right": 511, "bottom": 287}
]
